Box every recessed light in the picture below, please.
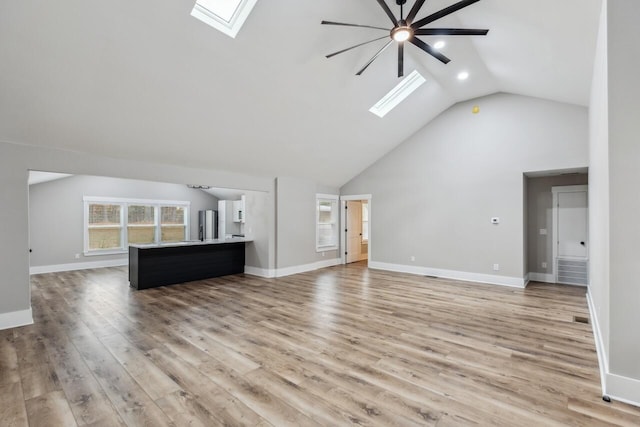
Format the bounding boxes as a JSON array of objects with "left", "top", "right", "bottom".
[
  {"left": 457, "top": 71, "right": 469, "bottom": 80},
  {"left": 434, "top": 41, "right": 445, "bottom": 50}
]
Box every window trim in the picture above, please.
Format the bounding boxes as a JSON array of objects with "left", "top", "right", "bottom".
[
  {"left": 191, "top": 0, "right": 259, "bottom": 39},
  {"left": 83, "top": 196, "right": 190, "bottom": 256},
  {"left": 361, "top": 201, "right": 369, "bottom": 244},
  {"left": 316, "top": 193, "right": 339, "bottom": 252}
]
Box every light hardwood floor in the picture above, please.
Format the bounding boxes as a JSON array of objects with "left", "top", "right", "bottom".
[{"left": 2, "top": 263, "right": 640, "bottom": 426}]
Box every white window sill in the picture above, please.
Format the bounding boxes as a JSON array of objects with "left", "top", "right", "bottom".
[
  {"left": 316, "top": 246, "right": 338, "bottom": 252},
  {"left": 84, "top": 250, "right": 128, "bottom": 257}
]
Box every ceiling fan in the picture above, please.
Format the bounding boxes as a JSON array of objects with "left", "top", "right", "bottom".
[{"left": 322, "top": 0, "right": 489, "bottom": 77}]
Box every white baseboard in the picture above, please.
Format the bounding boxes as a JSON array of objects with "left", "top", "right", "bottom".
[
  {"left": 274, "top": 258, "right": 341, "bottom": 278},
  {"left": 0, "top": 308, "right": 33, "bottom": 331},
  {"left": 587, "top": 288, "right": 640, "bottom": 408},
  {"left": 368, "top": 261, "right": 526, "bottom": 288},
  {"left": 244, "top": 266, "right": 276, "bottom": 278},
  {"left": 30, "top": 258, "right": 128, "bottom": 275},
  {"left": 528, "top": 272, "right": 555, "bottom": 283},
  {"left": 587, "top": 289, "right": 608, "bottom": 394},
  {"left": 607, "top": 374, "right": 640, "bottom": 407}
]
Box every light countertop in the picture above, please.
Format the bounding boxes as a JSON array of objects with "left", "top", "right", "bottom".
[{"left": 129, "top": 237, "right": 253, "bottom": 249}]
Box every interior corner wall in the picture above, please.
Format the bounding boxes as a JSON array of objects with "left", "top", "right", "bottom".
[
  {"left": 522, "top": 175, "right": 528, "bottom": 277},
  {"left": 243, "top": 189, "right": 274, "bottom": 271},
  {"left": 607, "top": 0, "right": 640, "bottom": 386},
  {"left": 340, "top": 93, "right": 588, "bottom": 283},
  {"left": 28, "top": 175, "right": 220, "bottom": 268},
  {"left": 0, "top": 140, "right": 275, "bottom": 321},
  {"left": 526, "top": 174, "right": 589, "bottom": 277},
  {"left": 588, "top": 0, "right": 610, "bottom": 376},
  {"left": 275, "top": 176, "right": 339, "bottom": 269}
]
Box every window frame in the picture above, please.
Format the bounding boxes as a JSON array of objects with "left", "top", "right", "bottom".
[
  {"left": 361, "top": 201, "right": 369, "bottom": 244},
  {"left": 316, "top": 193, "right": 339, "bottom": 252},
  {"left": 83, "top": 196, "right": 190, "bottom": 256}
]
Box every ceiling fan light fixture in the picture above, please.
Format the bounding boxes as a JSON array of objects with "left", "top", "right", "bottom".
[
  {"left": 391, "top": 23, "right": 413, "bottom": 42},
  {"left": 457, "top": 71, "right": 470, "bottom": 80},
  {"left": 434, "top": 40, "right": 446, "bottom": 49}
]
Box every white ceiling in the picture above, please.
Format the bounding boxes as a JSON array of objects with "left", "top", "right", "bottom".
[
  {"left": 202, "top": 186, "right": 244, "bottom": 201},
  {"left": 0, "top": 0, "right": 602, "bottom": 188}
]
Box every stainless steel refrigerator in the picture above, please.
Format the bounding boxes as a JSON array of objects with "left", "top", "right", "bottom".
[{"left": 198, "top": 210, "right": 218, "bottom": 240}]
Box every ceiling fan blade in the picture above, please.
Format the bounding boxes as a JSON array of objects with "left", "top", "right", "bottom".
[
  {"left": 356, "top": 40, "right": 393, "bottom": 75},
  {"left": 412, "top": 0, "right": 481, "bottom": 29},
  {"left": 414, "top": 28, "right": 489, "bottom": 36},
  {"left": 410, "top": 37, "right": 451, "bottom": 64},
  {"left": 321, "top": 20, "right": 390, "bottom": 31},
  {"left": 376, "top": 0, "right": 398, "bottom": 25},
  {"left": 406, "top": 0, "right": 428, "bottom": 24},
  {"left": 326, "top": 36, "right": 390, "bottom": 59},
  {"left": 398, "top": 42, "right": 404, "bottom": 78}
]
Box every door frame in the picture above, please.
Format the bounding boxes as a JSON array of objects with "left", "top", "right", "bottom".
[
  {"left": 340, "top": 194, "right": 372, "bottom": 265},
  {"left": 551, "top": 185, "right": 588, "bottom": 282}
]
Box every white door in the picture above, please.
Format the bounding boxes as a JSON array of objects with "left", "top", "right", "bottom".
[
  {"left": 553, "top": 187, "right": 588, "bottom": 285},
  {"left": 346, "top": 201, "right": 362, "bottom": 264},
  {"left": 557, "top": 191, "right": 588, "bottom": 258}
]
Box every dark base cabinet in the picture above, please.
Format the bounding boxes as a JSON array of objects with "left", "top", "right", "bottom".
[{"left": 129, "top": 242, "right": 246, "bottom": 290}]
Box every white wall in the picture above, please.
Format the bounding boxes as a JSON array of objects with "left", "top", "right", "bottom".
[
  {"left": 243, "top": 190, "right": 273, "bottom": 271},
  {"left": 276, "top": 177, "right": 340, "bottom": 269},
  {"left": 341, "top": 93, "right": 588, "bottom": 285},
  {"left": 0, "top": 140, "right": 275, "bottom": 321},
  {"left": 588, "top": 0, "right": 611, "bottom": 367},
  {"left": 607, "top": 0, "right": 640, "bottom": 384},
  {"left": 29, "top": 175, "right": 220, "bottom": 268},
  {"left": 587, "top": 0, "right": 640, "bottom": 405}
]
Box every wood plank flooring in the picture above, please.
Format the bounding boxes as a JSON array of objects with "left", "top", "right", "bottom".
[{"left": 2, "top": 262, "right": 640, "bottom": 426}]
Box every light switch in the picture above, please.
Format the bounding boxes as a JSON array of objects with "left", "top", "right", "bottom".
[{"left": 540, "top": 228, "right": 547, "bottom": 235}]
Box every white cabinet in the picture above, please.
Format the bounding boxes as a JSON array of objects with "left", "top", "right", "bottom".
[
  {"left": 219, "top": 197, "right": 244, "bottom": 238},
  {"left": 232, "top": 196, "right": 246, "bottom": 223}
]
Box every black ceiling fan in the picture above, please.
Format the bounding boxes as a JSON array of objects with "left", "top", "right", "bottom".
[{"left": 322, "top": 0, "right": 489, "bottom": 77}]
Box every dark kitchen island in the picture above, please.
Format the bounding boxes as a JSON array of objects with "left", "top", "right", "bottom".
[{"left": 128, "top": 238, "right": 251, "bottom": 290}]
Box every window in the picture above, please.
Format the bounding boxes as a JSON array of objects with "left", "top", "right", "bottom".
[
  {"left": 191, "top": 0, "right": 259, "bottom": 38},
  {"left": 83, "top": 197, "right": 190, "bottom": 255},
  {"left": 316, "top": 194, "right": 338, "bottom": 251},
  {"left": 87, "top": 203, "right": 123, "bottom": 251},
  {"left": 161, "top": 206, "right": 187, "bottom": 243},
  {"left": 128, "top": 205, "right": 156, "bottom": 245},
  {"left": 362, "top": 202, "right": 369, "bottom": 243}
]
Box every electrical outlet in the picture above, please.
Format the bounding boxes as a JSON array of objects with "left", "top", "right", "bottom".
[
  {"left": 410, "top": 256, "right": 416, "bottom": 262},
  {"left": 322, "top": 251, "right": 325, "bottom": 257},
  {"left": 539, "top": 228, "right": 548, "bottom": 235},
  {"left": 542, "top": 262, "right": 547, "bottom": 269},
  {"left": 493, "top": 263, "right": 500, "bottom": 271},
  {"left": 75, "top": 253, "right": 80, "bottom": 259}
]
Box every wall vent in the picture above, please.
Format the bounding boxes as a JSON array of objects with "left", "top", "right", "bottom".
[
  {"left": 573, "top": 315, "right": 590, "bottom": 324},
  {"left": 557, "top": 258, "right": 588, "bottom": 286}
]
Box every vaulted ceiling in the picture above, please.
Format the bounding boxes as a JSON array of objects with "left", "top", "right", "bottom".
[{"left": 0, "top": 0, "right": 601, "bottom": 187}]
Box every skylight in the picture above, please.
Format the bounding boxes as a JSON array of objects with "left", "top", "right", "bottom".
[
  {"left": 369, "top": 70, "right": 426, "bottom": 118},
  {"left": 191, "top": 0, "right": 259, "bottom": 38}
]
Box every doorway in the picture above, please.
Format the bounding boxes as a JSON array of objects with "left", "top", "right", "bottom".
[
  {"left": 552, "top": 185, "right": 589, "bottom": 285},
  {"left": 524, "top": 171, "right": 588, "bottom": 285},
  {"left": 340, "top": 195, "right": 371, "bottom": 265}
]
